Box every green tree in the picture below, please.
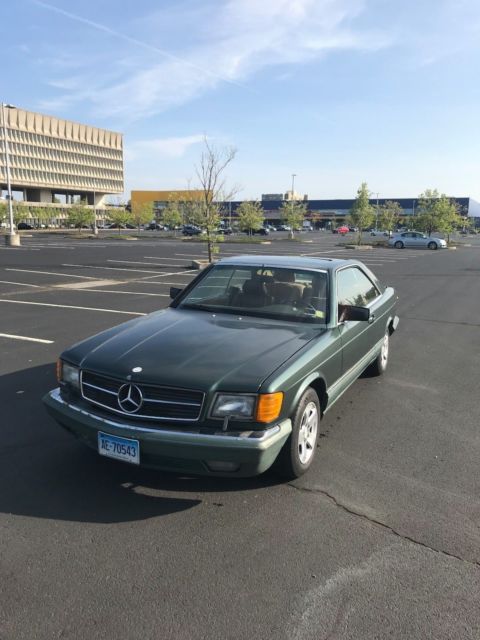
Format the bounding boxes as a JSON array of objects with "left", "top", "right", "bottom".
[
  {"left": 195, "top": 138, "right": 237, "bottom": 262},
  {"left": 236, "top": 201, "right": 264, "bottom": 236},
  {"left": 348, "top": 183, "right": 375, "bottom": 244},
  {"left": 380, "top": 201, "right": 403, "bottom": 233},
  {"left": 279, "top": 200, "right": 307, "bottom": 238},
  {"left": 162, "top": 202, "right": 182, "bottom": 234},
  {"left": 67, "top": 203, "right": 95, "bottom": 232},
  {"left": 416, "top": 189, "right": 460, "bottom": 241},
  {"left": 131, "top": 201, "right": 153, "bottom": 230},
  {"left": 106, "top": 207, "right": 132, "bottom": 232}
]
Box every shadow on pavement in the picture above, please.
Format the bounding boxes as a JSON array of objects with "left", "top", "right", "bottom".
[{"left": 0, "top": 363, "right": 280, "bottom": 524}]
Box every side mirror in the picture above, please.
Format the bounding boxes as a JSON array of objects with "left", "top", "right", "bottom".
[
  {"left": 339, "top": 305, "right": 370, "bottom": 322},
  {"left": 170, "top": 287, "right": 183, "bottom": 300}
]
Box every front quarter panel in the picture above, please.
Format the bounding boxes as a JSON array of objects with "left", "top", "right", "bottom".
[{"left": 259, "top": 326, "right": 342, "bottom": 419}]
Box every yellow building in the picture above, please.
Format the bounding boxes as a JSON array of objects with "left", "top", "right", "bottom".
[{"left": 131, "top": 190, "right": 204, "bottom": 214}]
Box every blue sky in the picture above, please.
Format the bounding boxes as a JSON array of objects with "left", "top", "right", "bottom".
[{"left": 4, "top": 0, "right": 480, "bottom": 200}]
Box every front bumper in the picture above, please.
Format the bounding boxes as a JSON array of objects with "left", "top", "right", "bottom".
[{"left": 43, "top": 388, "right": 292, "bottom": 477}]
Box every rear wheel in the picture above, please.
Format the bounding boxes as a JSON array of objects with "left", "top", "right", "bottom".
[
  {"left": 366, "top": 331, "right": 389, "bottom": 376},
  {"left": 277, "top": 388, "right": 320, "bottom": 479},
  {"left": 428, "top": 241, "right": 437, "bottom": 250},
  {"left": 394, "top": 241, "right": 404, "bottom": 249}
]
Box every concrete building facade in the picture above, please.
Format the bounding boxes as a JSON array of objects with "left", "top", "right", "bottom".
[{"left": 0, "top": 107, "right": 124, "bottom": 209}]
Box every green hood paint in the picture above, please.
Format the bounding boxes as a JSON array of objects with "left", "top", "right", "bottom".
[{"left": 63, "top": 308, "right": 323, "bottom": 393}]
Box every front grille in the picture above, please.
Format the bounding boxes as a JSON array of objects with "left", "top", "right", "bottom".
[{"left": 81, "top": 371, "right": 204, "bottom": 421}]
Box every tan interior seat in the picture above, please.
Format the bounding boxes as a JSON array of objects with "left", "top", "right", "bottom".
[{"left": 270, "top": 271, "right": 304, "bottom": 305}]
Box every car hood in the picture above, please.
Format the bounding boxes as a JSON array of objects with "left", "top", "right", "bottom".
[{"left": 63, "top": 308, "right": 323, "bottom": 392}]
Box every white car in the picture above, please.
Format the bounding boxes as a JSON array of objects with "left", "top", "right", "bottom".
[{"left": 389, "top": 232, "right": 447, "bottom": 250}]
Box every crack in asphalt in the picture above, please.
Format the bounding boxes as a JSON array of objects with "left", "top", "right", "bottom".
[{"left": 287, "top": 483, "right": 480, "bottom": 569}]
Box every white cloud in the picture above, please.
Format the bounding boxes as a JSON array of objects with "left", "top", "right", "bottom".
[
  {"left": 126, "top": 135, "right": 205, "bottom": 160},
  {"left": 35, "top": 0, "right": 390, "bottom": 120}
]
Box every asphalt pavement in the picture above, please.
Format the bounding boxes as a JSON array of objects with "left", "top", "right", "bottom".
[{"left": 1, "top": 231, "right": 479, "bottom": 640}]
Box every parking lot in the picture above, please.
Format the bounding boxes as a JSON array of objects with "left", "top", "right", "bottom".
[{"left": 1, "top": 232, "right": 480, "bottom": 639}]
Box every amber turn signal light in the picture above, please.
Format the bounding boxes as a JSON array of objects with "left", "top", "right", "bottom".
[{"left": 255, "top": 392, "right": 283, "bottom": 423}]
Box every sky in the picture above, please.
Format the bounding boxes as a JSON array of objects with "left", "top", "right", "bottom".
[{"left": 3, "top": 0, "right": 480, "bottom": 201}]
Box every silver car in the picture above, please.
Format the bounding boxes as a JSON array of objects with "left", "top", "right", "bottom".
[{"left": 389, "top": 232, "right": 447, "bottom": 250}]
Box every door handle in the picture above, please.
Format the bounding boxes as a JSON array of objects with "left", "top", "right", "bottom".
[{"left": 368, "top": 313, "right": 375, "bottom": 324}]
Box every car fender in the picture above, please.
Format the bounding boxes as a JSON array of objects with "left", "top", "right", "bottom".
[{"left": 291, "top": 371, "right": 328, "bottom": 415}]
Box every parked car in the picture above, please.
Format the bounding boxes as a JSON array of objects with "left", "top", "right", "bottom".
[
  {"left": 389, "top": 232, "right": 447, "bottom": 250},
  {"left": 17, "top": 222, "right": 33, "bottom": 230},
  {"left": 348, "top": 227, "right": 358, "bottom": 232},
  {"left": 217, "top": 226, "right": 233, "bottom": 235},
  {"left": 108, "top": 223, "right": 136, "bottom": 229},
  {"left": 146, "top": 222, "right": 163, "bottom": 231},
  {"left": 277, "top": 225, "right": 291, "bottom": 232},
  {"left": 182, "top": 224, "right": 202, "bottom": 236},
  {"left": 44, "top": 256, "right": 399, "bottom": 479},
  {"left": 333, "top": 226, "right": 349, "bottom": 235},
  {"left": 245, "top": 227, "right": 269, "bottom": 236}
]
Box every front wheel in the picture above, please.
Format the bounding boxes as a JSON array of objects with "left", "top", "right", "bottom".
[
  {"left": 394, "top": 241, "right": 404, "bottom": 249},
  {"left": 276, "top": 388, "right": 320, "bottom": 479},
  {"left": 428, "top": 241, "right": 437, "bottom": 250}
]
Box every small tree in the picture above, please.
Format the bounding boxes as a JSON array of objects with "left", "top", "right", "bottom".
[
  {"left": 105, "top": 207, "right": 132, "bottom": 232},
  {"left": 348, "top": 183, "right": 375, "bottom": 244},
  {"left": 162, "top": 202, "right": 183, "bottom": 235},
  {"left": 236, "top": 201, "right": 264, "bottom": 236},
  {"left": 416, "top": 189, "right": 441, "bottom": 236},
  {"left": 380, "top": 201, "right": 403, "bottom": 233},
  {"left": 279, "top": 200, "right": 307, "bottom": 238},
  {"left": 416, "top": 189, "right": 460, "bottom": 241},
  {"left": 131, "top": 201, "right": 153, "bottom": 230},
  {"left": 434, "top": 196, "right": 462, "bottom": 243},
  {"left": 67, "top": 203, "right": 95, "bottom": 232},
  {"left": 195, "top": 138, "right": 237, "bottom": 262}
]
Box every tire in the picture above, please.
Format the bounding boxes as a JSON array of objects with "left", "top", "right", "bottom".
[
  {"left": 277, "top": 388, "right": 320, "bottom": 479},
  {"left": 428, "top": 241, "right": 437, "bottom": 250},
  {"left": 366, "top": 331, "right": 389, "bottom": 376},
  {"left": 394, "top": 241, "right": 404, "bottom": 249}
]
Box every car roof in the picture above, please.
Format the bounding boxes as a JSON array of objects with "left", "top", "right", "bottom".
[{"left": 217, "top": 255, "right": 360, "bottom": 271}]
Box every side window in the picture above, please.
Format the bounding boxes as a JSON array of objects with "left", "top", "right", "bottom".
[{"left": 337, "top": 267, "right": 380, "bottom": 309}]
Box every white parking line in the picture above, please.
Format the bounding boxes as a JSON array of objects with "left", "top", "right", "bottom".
[
  {"left": 62, "top": 263, "right": 165, "bottom": 275},
  {"left": 136, "top": 280, "right": 194, "bottom": 286},
  {"left": 138, "top": 270, "right": 197, "bottom": 280},
  {"left": 107, "top": 259, "right": 186, "bottom": 268},
  {"left": 0, "top": 299, "right": 146, "bottom": 315},
  {"left": 74, "top": 289, "right": 169, "bottom": 297},
  {"left": 144, "top": 256, "right": 191, "bottom": 261},
  {"left": 0, "top": 332, "right": 54, "bottom": 344},
  {"left": 5, "top": 268, "right": 98, "bottom": 279},
  {"left": 0, "top": 280, "right": 42, "bottom": 288}
]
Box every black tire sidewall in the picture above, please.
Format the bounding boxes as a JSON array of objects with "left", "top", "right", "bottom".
[
  {"left": 394, "top": 241, "right": 403, "bottom": 249},
  {"left": 280, "top": 388, "right": 320, "bottom": 478}
]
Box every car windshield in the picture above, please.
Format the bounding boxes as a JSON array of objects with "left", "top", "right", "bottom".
[{"left": 179, "top": 265, "right": 328, "bottom": 323}]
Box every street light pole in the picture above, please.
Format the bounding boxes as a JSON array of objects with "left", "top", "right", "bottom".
[
  {"left": 291, "top": 173, "right": 296, "bottom": 199},
  {"left": 1, "top": 103, "right": 20, "bottom": 246},
  {"left": 93, "top": 189, "right": 98, "bottom": 235}
]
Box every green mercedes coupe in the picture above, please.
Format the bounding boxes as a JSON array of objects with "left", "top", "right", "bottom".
[{"left": 43, "top": 256, "right": 398, "bottom": 478}]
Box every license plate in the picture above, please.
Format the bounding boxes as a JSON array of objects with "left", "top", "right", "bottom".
[{"left": 98, "top": 432, "right": 140, "bottom": 465}]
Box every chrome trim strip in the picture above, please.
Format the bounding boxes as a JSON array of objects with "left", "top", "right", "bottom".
[
  {"left": 143, "top": 397, "right": 201, "bottom": 407},
  {"left": 48, "top": 388, "right": 287, "bottom": 446},
  {"left": 82, "top": 381, "right": 118, "bottom": 396}
]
